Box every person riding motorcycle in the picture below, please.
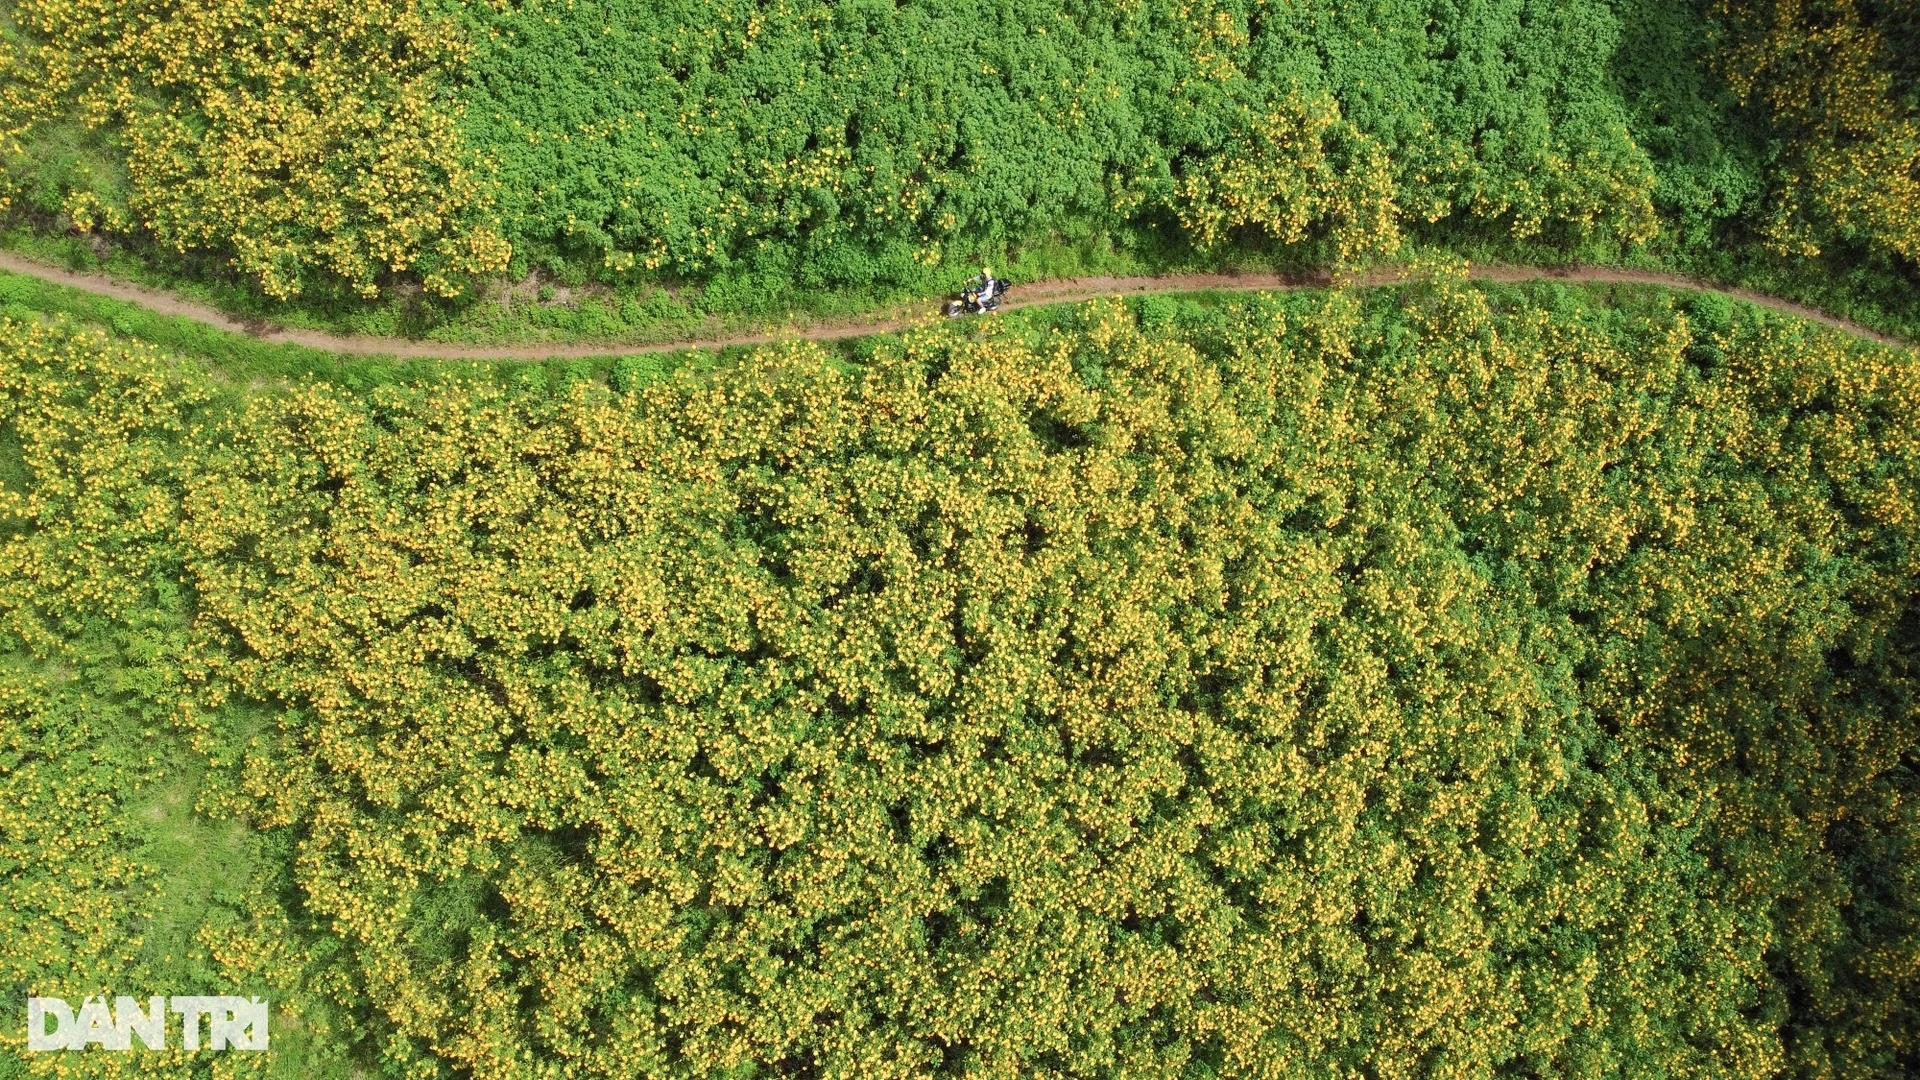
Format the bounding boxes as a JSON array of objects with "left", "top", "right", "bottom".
[
  {"left": 953, "top": 267, "right": 1004, "bottom": 315},
  {"left": 970, "top": 267, "right": 1000, "bottom": 308}
]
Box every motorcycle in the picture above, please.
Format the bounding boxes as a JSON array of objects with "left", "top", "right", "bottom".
[{"left": 945, "top": 276, "right": 1009, "bottom": 317}]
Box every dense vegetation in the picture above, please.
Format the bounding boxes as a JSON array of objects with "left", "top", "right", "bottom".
[
  {"left": 1709, "top": 0, "right": 1920, "bottom": 263},
  {"left": 452, "top": 0, "right": 1654, "bottom": 298},
  {"left": 4, "top": 275, "right": 1915, "bottom": 1076},
  {"left": 1, "top": 2, "right": 1916, "bottom": 1076},
  {"left": 0, "top": 0, "right": 1913, "bottom": 331},
  {"left": 0, "top": 322, "right": 325, "bottom": 1079},
  {"left": 0, "top": 0, "right": 509, "bottom": 299}
]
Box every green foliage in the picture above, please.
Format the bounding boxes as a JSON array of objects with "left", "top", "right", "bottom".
[
  {"left": 5, "top": 285, "right": 1916, "bottom": 1076},
  {"left": 9, "top": 0, "right": 1920, "bottom": 349},
  {"left": 1164, "top": 92, "right": 1402, "bottom": 267},
  {"left": 1609, "top": 0, "right": 1766, "bottom": 250},
  {"left": 0, "top": 316, "right": 341, "bottom": 1077},
  {"left": 0, "top": 0, "right": 510, "bottom": 299},
  {"left": 1711, "top": 0, "right": 1920, "bottom": 263},
  {"left": 8, "top": 282, "right": 1904, "bottom": 1076},
  {"left": 455, "top": 0, "right": 1657, "bottom": 300}
]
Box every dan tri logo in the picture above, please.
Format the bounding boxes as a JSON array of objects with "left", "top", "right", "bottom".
[{"left": 25, "top": 995, "right": 268, "bottom": 1052}]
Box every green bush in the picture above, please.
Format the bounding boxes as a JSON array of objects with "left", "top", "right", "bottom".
[{"left": 455, "top": 0, "right": 1656, "bottom": 296}]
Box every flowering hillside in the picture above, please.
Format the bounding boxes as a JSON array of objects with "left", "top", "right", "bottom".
[{"left": 3, "top": 276, "right": 1915, "bottom": 1076}]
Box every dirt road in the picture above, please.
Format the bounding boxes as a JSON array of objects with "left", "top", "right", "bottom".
[{"left": 1, "top": 250, "right": 1908, "bottom": 359}]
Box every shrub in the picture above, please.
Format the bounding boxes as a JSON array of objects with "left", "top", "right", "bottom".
[{"left": 3, "top": 0, "right": 511, "bottom": 299}]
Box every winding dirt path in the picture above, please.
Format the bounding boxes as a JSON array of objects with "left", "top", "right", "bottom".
[{"left": 1, "top": 250, "right": 1908, "bottom": 359}]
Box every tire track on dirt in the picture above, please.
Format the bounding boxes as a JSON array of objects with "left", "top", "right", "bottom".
[{"left": 1, "top": 250, "right": 1908, "bottom": 359}]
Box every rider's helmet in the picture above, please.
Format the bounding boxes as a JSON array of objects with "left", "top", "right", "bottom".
[{"left": 982, "top": 267, "right": 993, "bottom": 280}]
